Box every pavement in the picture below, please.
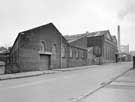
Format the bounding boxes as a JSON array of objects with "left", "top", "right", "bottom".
[
  {"left": 0, "top": 65, "right": 99, "bottom": 80},
  {"left": 0, "top": 70, "right": 57, "bottom": 80},
  {"left": 79, "top": 63, "right": 135, "bottom": 102},
  {"left": 0, "top": 62, "right": 132, "bottom": 102},
  {"left": 0, "top": 63, "right": 129, "bottom": 81}
]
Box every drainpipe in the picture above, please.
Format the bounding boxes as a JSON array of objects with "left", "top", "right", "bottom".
[{"left": 60, "top": 36, "right": 62, "bottom": 69}]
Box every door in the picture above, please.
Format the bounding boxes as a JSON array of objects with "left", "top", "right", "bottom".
[{"left": 40, "top": 54, "right": 50, "bottom": 70}]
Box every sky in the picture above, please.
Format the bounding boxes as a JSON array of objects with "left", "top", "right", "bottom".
[{"left": 0, "top": 0, "right": 135, "bottom": 51}]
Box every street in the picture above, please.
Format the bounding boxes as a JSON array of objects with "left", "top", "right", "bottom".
[{"left": 0, "top": 62, "right": 132, "bottom": 102}]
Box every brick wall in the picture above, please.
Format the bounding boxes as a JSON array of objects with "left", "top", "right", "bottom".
[
  {"left": 18, "top": 24, "right": 63, "bottom": 71},
  {"left": 68, "top": 46, "right": 87, "bottom": 67},
  {"left": 102, "top": 37, "right": 117, "bottom": 63}
]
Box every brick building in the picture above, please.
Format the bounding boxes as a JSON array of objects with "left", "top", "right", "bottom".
[
  {"left": 6, "top": 23, "right": 87, "bottom": 73},
  {"left": 65, "top": 30, "right": 118, "bottom": 64},
  {"left": 64, "top": 35, "right": 94, "bottom": 65},
  {"left": 87, "top": 30, "right": 118, "bottom": 64},
  {"left": 66, "top": 36, "right": 87, "bottom": 67}
]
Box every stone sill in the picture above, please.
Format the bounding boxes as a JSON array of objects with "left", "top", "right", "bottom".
[{"left": 38, "top": 51, "right": 52, "bottom": 55}]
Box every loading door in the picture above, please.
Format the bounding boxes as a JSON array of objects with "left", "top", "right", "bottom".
[{"left": 40, "top": 54, "right": 50, "bottom": 70}]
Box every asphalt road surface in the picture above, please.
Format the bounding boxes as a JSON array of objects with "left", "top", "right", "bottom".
[{"left": 0, "top": 62, "right": 132, "bottom": 102}]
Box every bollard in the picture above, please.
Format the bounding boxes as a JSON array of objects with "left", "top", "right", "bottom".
[{"left": 133, "top": 56, "right": 135, "bottom": 69}]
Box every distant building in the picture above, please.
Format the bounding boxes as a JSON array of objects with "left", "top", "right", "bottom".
[
  {"left": 119, "top": 52, "right": 132, "bottom": 62},
  {"left": 130, "top": 51, "right": 135, "bottom": 56},
  {"left": 6, "top": 23, "right": 87, "bottom": 73},
  {"left": 116, "top": 25, "right": 131, "bottom": 62},
  {"left": 65, "top": 30, "right": 118, "bottom": 64},
  {"left": 120, "top": 45, "right": 129, "bottom": 53},
  {"left": 87, "top": 30, "right": 118, "bottom": 64},
  {"left": 119, "top": 45, "right": 131, "bottom": 62}
]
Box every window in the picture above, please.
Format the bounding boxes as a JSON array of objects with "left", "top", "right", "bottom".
[
  {"left": 82, "top": 51, "right": 85, "bottom": 59},
  {"left": 40, "top": 41, "right": 46, "bottom": 52},
  {"left": 61, "top": 45, "right": 65, "bottom": 57},
  {"left": 70, "top": 47, "right": 73, "bottom": 58},
  {"left": 107, "top": 47, "right": 109, "bottom": 60},
  {"left": 11, "top": 54, "right": 13, "bottom": 64},
  {"left": 106, "top": 47, "right": 108, "bottom": 59},
  {"left": 109, "top": 48, "right": 110, "bottom": 59},
  {"left": 14, "top": 51, "right": 17, "bottom": 64},
  {"left": 76, "top": 49, "right": 79, "bottom": 58}
]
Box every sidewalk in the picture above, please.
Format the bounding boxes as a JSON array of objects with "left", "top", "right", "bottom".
[
  {"left": 0, "top": 62, "right": 132, "bottom": 81},
  {"left": 0, "top": 70, "right": 57, "bottom": 80},
  {"left": 78, "top": 65, "right": 135, "bottom": 102},
  {"left": 0, "top": 64, "right": 99, "bottom": 81},
  {"left": 70, "top": 62, "right": 133, "bottom": 102}
]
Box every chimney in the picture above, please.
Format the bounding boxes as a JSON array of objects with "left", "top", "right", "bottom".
[{"left": 117, "top": 25, "right": 120, "bottom": 52}]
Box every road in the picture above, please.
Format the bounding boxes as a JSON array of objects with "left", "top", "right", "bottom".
[{"left": 0, "top": 62, "right": 132, "bottom": 102}]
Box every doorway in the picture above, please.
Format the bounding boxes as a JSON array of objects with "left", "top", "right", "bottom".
[{"left": 40, "top": 54, "right": 50, "bottom": 70}]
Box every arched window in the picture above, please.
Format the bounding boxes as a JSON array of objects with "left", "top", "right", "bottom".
[{"left": 40, "top": 41, "right": 46, "bottom": 52}]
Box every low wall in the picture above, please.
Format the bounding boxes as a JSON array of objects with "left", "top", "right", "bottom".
[{"left": 0, "top": 61, "right": 5, "bottom": 74}]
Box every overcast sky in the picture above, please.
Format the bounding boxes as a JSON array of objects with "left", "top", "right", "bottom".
[{"left": 0, "top": 0, "right": 135, "bottom": 51}]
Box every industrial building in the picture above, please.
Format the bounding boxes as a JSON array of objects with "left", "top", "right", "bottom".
[
  {"left": 6, "top": 23, "right": 87, "bottom": 73},
  {"left": 65, "top": 30, "right": 118, "bottom": 64}
]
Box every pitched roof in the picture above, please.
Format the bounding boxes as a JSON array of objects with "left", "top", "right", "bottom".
[
  {"left": 64, "top": 33, "right": 86, "bottom": 41},
  {"left": 87, "top": 30, "right": 109, "bottom": 37},
  {"left": 64, "top": 34, "right": 86, "bottom": 43},
  {"left": 64, "top": 30, "right": 110, "bottom": 42},
  {"left": 10, "top": 23, "right": 67, "bottom": 53}
]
